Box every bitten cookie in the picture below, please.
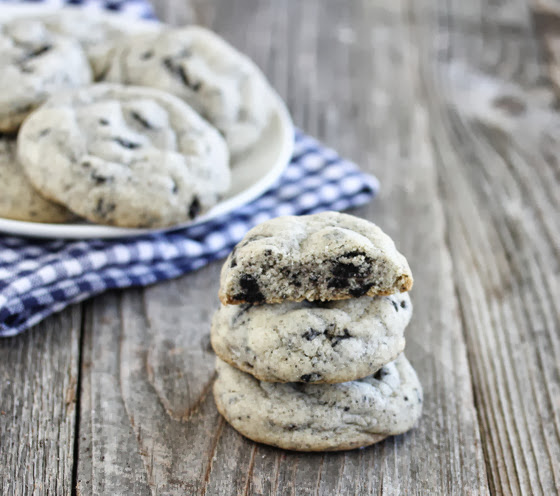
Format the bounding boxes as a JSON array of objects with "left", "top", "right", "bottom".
[
  {"left": 18, "top": 83, "right": 230, "bottom": 228},
  {"left": 99, "top": 26, "right": 274, "bottom": 155},
  {"left": 211, "top": 292, "right": 412, "bottom": 383},
  {"left": 219, "top": 212, "right": 413, "bottom": 305},
  {"left": 0, "top": 18, "right": 92, "bottom": 132},
  {"left": 213, "top": 354, "right": 423, "bottom": 451},
  {"left": 0, "top": 137, "right": 75, "bottom": 223}
]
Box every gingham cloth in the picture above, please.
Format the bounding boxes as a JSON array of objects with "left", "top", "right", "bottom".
[
  {"left": 0, "top": 3, "right": 379, "bottom": 337},
  {"left": 1, "top": 0, "right": 156, "bottom": 19}
]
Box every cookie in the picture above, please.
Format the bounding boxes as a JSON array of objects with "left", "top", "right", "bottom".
[
  {"left": 211, "top": 292, "right": 412, "bottom": 383},
  {"left": 213, "top": 354, "right": 422, "bottom": 451},
  {"left": 219, "top": 212, "right": 413, "bottom": 305},
  {"left": 0, "top": 137, "right": 75, "bottom": 223},
  {"left": 100, "top": 26, "right": 274, "bottom": 155},
  {"left": 0, "top": 18, "right": 92, "bottom": 132},
  {"left": 18, "top": 83, "right": 230, "bottom": 228},
  {"left": 39, "top": 10, "right": 159, "bottom": 79}
]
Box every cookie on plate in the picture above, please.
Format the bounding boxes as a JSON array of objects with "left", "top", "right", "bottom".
[
  {"left": 100, "top": 26, "right": 274, "bottom": 155},
  {"left": 18, "top": 83, "right": 230, "bottom": 228},
  {"left": 219, "top": 212, "right": 413, "bottom": 305},
  {"left": 213, "top": 354, "right": 423, "bottom": 451},
  {"left": 39, "top": 10, "right": 160, "bottom": 79},
  {"left": 0, "top": 137, "right": 75, "bottom": 223},
  {"left": 0, "top": 18, "right": 92, "bottom": 132},
  {"left": 211, "top": 292, "right": 412, "bottom": 383}
]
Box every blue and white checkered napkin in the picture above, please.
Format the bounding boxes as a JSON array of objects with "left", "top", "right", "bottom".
[
  {"left": 2, "top": 0, "right": 156, "bottom": 19},
  {"left": 0, "top": 2, "right": 379, "bottom": 337}
]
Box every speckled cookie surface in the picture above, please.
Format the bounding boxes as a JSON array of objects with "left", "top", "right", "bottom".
[
  {"left": 219, "top": 212, "right": 413, "bottom": 305},
  {"left": 211, "top": 292, "right": 412, "bottom": 383},
  {"left": 213, "top": 354, "right": 422, "bottom": 451},
  {"left": 18, "top": 83, "right": 230, "bottom": 228},
  {"left": 0, "top": 18, "right": 92, "bottom": 132},
  {"left": 39, "top": 10, "right": 138, "bottom": 79},
  {"left": 0, "top": 137, "right": 75, "bottom": 223},
  {"left": 100, "top": 26, "right": 274, "bottom": 155}
]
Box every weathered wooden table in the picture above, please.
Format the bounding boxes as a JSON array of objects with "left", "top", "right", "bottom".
[{"left": 1, "top": 0, "right": 559, "bottom": 494}]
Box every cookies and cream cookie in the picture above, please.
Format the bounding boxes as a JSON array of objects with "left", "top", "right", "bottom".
[
  {"left": 213, "top": 354, "right": 423, "bottom": 451},
  {"left": 0, "top": 137, "right": 75, "bottom": 223},
  {"left": 100, "top": 26, "right": 274, "bottom": 155},
  {"left": 39, "top": 10, "right": 138, "bottom": 79},
  {"left": 0, "top": 18, "right": 92, "bottom": 132},
  {"left": 211, "top": 292, "right": 412, "bottom": 383},
  {"left": 18, "top": 84, "right": 230, "bottom": 228},
  {"left": 219, "top": 212, "right": 413, "bottom": 305}
]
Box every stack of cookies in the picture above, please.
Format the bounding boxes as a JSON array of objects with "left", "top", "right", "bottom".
[{"left": 211, "top": 211, "right": 422, "bottom": 451}]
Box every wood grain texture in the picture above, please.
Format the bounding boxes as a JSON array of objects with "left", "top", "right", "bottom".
[
  {"left": 533, "top": 0, "right": 560, "bottom": 94},
  {"left": 412, "top": 0, "right": 560, "bottom": 493},
  {"left": 0, "top": 307, "right": 81, "bottom": 496},
  {"left": 76, "top": 276, "right": 224, "bottom": 495},
  {"left": 76, "top": 293, "right": 151, "bottom": 495}
]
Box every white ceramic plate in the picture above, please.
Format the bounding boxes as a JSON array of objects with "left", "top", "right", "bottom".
[{"left": 0, "top": 6, "right": 294, "bottom": 239}]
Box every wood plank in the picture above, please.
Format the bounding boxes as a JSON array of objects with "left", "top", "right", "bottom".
[
  {"left": 0, "top": 307, "right": 81, "bottom": 496},
  {"left": 532, "top": 1, "right": 560, "bottom": 93},
  {"left": 76, "top": 276, "right": 228, "bottom": 495},
  {"left": 411, "top": 0, "right": 560, "bottom": 493},
  {"left": 75, "top": 0, "right": 490, "bottom": 494},
  {"left": 76, "top": 293, "right": 151, "bottom": 495}
]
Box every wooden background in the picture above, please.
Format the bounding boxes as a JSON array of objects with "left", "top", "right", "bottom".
[{"left": 1, "top": 0, "right": 559, "bottom": 494}]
